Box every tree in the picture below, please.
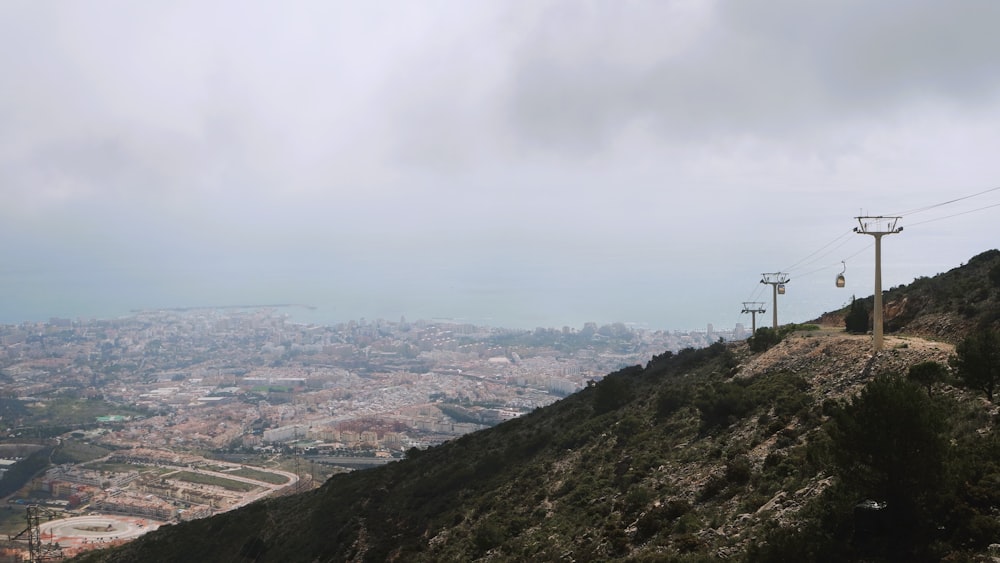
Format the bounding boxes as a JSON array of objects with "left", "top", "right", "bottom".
[
  {"left": 845, "top": 296, "right": 870, "bottom": 334},
  {"left": 907, "top": 361, "right": 947, "bottom": 396},
  {"left": 829, "top": 376, "right": 946, "bottom": 552},
  {"left": 951, "top": 329, "right": 1000, "bottom": 402}
]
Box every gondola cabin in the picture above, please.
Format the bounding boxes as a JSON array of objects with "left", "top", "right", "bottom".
[{"left": 777, "top": 283, "right": 786, "bottom": 295}]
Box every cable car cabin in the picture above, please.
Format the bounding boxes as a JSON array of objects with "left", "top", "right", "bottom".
[
  {"left": 836, "top": 274, "right": 846, "bottom": 288},
  {"left": 777, "top": 284, "right": 786, "bottom": 294}
]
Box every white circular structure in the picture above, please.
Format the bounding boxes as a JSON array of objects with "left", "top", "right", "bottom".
[{"left": 40, "top": 514, "right": 160, "bottom": 546}]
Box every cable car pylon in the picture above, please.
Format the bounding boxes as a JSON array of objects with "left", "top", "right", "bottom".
[
  {"left": 760, "top": 273, "right": 790, "bottom": 329},
  {"left": 854, "top": 216, "right": 903, "bottom": 351},
  {"left": 741, "top": 302, "right": 766, "bottom": 334}
]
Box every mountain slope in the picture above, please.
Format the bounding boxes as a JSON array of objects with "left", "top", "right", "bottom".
[
  {"left": 817, "top": 248, "right": 1000, "bottom": 341},
  {"left": 74, "top": 252, "right": 1000, "bottom": 562}
]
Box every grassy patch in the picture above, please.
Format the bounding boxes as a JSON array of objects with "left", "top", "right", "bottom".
[
  {"left": 50, "top": 441, "right": 110, "bottom": 464},
  {"left": 25, "top": 397, "right": 144, "bottom": 426},
  {"left": 227, "top": 467, "right": 290, "bottom": 485},
  {"left": 171, "top": 471, "right": 259, "bottom": 492},
  {"left": 0, "top": 506, "right": 30, "bottom": 536}
]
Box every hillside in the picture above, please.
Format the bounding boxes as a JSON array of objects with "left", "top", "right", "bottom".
[
  {"left": 74, "top": 251, "right": 1000, "bottom": 562},
  {"left": 816, "top": 248, "right": 1000, "bottom": 342}
]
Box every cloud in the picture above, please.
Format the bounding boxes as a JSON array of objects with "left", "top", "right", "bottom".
[
  {"left": 504, "top": 0, "right": 1000, "bottom": 151},
  {"left": 1, "top": 1, "right": 999, "bottom": 328}
]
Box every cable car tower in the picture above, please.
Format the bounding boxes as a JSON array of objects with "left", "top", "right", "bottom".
[
  {"left": 760, "top": 273, "right": 790, "bottom": 329},
  {"left": 854, "top": 216, "right": 903, "bottom": 351},
  {"left": 741, "top": 302, "right": 766, "bottom": 334}
]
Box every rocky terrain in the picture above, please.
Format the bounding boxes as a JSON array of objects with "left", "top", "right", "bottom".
[{"left": 741, "top": 328, "right": 954, "bottom": 400}]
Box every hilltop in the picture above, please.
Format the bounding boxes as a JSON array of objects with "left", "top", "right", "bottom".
[{"left": 74, "top": 250, "right": 1000, "bottom": 562}]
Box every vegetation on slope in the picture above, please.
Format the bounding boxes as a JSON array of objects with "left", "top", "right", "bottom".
[
  {"left": 74, "top": 337, "right": 998, "bottom": 562},
  {"left": 73, "top": 252, "right": 1000, "bottom": 562},
  {"left": 828, "top": 249, "right": 1000, "bottom": 341}
]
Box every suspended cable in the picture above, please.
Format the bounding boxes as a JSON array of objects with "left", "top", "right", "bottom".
[
  {"left": 904, "top": 201, "right": 1000, "bottom": 228},
  {"left": 743, "top": 279, "right": 767, "bottom": 304},
  {"left": 785, "top": 241, "right": 873, "bottom": 281},
  {"left": 781, "top": 229, "right": 854, "bottom": 272},
  {"left": 843, "top": 241, "right": 874, "bottom": 261},
  {"left": 785, "top": 234, "right": 860, "bottom": 277},
  {"left": 740, "top": 185, "right": 997, "bottom": 320},
  {"left": 772, "top": 185, "right": 998, "bottom": 286},
  {"left": 890, "top": 186, "right": 1000, "bottom": 217}
]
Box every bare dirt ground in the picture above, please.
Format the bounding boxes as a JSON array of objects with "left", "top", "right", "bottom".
[{"left": 738, "top": 326, "right": 955, "bottom": 404}]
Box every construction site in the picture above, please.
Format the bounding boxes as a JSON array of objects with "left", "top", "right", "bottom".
[{"left": 2, "top": 448, "right": 298, "bottom": 561}]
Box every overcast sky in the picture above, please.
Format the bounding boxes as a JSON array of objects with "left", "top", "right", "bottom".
[{"left": 2, "top": 0, "right": 1000, "bottom": 331}]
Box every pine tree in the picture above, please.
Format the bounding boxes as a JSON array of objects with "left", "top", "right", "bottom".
[{"left": 845, "top": 296, "right": 870, "bottom": 334}]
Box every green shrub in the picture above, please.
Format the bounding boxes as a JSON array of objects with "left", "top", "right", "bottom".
[
  {"left": 908, "top": 361, "right": 947, "bottom": 395},
  {"left": 655, "top": 384, "right": 691, "bottom": 420},
  {"left": 695, "top": 382, "right": 754, "bottom": 429},
  {"left": 952, "top": 328, "right": 1000, "bottom": 402},
  {"left": 748, "top": 327, "right": 781, "bottom": 352},
  {"left": 724, "top": 456, "right": 752, "bottom": 485}
]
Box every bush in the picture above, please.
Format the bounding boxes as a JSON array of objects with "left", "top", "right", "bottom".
[
  {"left": 748, "top": 327, "right": 781, "bottom": 352},
  {"left": 952, "top": 329, "right": 1000, "bottom": 402},
  {"left": 472, "top": 519, "right": 505, "bottom": 555},
  {"left": 907, "top": 361, "right": 947, "bottom": 395},
  {"left": 695, "top": 382, "right": 753, "bottom": 429},
  {"left": 655, "top": 384, "right": 691, "bottom": 420},
  {"left": 724, "top": 456, "right": 752, "bottom": 485},
  {"left": 696, "top": 371, "right": 811, "bottom": 431}
]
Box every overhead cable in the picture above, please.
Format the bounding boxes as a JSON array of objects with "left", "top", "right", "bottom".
[
  {"left": 905, "top": 201, "right": 1000, "bottom": 228},
  {"left": 891, "top": 186, "right": 1000, "bottom": 217}
]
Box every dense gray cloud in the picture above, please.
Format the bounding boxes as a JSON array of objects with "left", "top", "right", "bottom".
[
  {"left": 507, "top": 0, "right": 1000, "bottom": 150},
  {"left": 1, "top": 1, "right": 999, "bottom": 330}
]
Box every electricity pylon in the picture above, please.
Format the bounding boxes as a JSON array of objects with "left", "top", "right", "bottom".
[
  {"left": 8, "top": 505, "right": 63, "bottom": 562},
  {"left": 741, "top": 302, "right": 766, "bottom": 334},
  {"left": 760, "top": 273, "right": 790, "bottom": 329},
  {"left": 854, "top": 216, "right": 903, "bottom": 351}
]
